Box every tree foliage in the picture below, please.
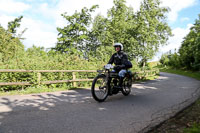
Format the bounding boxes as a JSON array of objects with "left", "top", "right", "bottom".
[
  {"left": 179, "top": 14, "right": 200, "bottom": 70},
  {"left": 104, "top": 0, "right": 138, "bottom": 58},
  {"left": 0, "top": 0, "right": 174, "bottom": 91},
  {"left": 89, "top": 0, "right": 137, "bottom": 59},
  {"left": 54, "top": 0, "right": 172, "bottom": 64},
  {"left": 7, "top": 16, "right": 23, "bottom": 37},
  {"left": 161, "top": 14, "right": 200, "bottom": 71},
  {"left": 55, "top": 5, "right": 99, "bottom": 53},
  {"left": 135, "top": 0, "right": 172, "bottom": 66},
  {"left": 0, "top": 26, "right": 24, "bottom": 62}
]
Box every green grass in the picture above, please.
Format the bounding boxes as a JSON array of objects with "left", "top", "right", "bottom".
[
  {"left": 0, "top": 68, "right": 159, "bottom": 96},
  {"left": 184, "top": 124, "right": 200, "bottom": 133},
  {"left": 151, "top": 66, "right": 200, "bottom": 133},
  {"left": 160, "top": 66, "right": 200, "bottom": 80},
  {"left": 0, "top": 85, "right": 71, "bottom": 96},
  {"left": 0, "top": 72, "right": 158, "bottom": 96},
  {"left": 0, "top": 82, "right": 93, "bottom": 96}
]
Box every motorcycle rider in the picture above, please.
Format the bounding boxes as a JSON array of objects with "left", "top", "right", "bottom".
[{"left": 108, "top": 43, "right": 132, "bottom": 89}]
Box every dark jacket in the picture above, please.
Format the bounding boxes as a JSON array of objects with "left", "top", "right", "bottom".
[{"left": 108, "top": 51, "right": 128, "bottom": 71}]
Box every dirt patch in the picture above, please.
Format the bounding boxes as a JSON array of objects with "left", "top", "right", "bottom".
[{"left": 148, "top": 97, "right": 200, "bottom": 133}]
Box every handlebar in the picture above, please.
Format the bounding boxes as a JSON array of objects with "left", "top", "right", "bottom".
[
  {"left": 104, "top": 64, "right": 126, "bottom": 70},
  {"left": 104, "top": 64, "right": 114, "bottom": 70}
]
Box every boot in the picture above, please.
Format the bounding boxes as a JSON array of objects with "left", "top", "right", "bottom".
[{"left": 118, "top": 77, "right": 124, "bottom": 89}]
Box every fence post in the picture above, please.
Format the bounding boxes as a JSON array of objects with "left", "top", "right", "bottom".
[
  {"left": 72, "top": 72, "right": 77, "bottom": 87},
  {"left": 37, "top": 72, "right": 41, "bottom": 85}
]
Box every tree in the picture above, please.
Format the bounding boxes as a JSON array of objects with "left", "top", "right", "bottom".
[
  {"left": 90, "top": 0, "right": 138, "bottom": 59},
  {"left": 0, "top": 26, "right": 24, "bottom": 62},
  {"left": 0, "top": 16, "right": 25, "bottom": 63},
  {"left": 7, "top": 16, "right": 23, "bottom": 37},
  {"left": 135, "top": 0, "right": 172, "bottom": 67},
  {"left": 54, "top": 0, "right": 172, "bottom": 64},
  {"left": 107, "top": 0, "right": 138, "bottom": 57},
  {"left": 55, "top": 5, "right": 99, "bottom": 53},
  {"left": 89, "top": 14, "right": 109, "bottom": 51},
  {"left": 179, "top": 14, "right": 200, "bottom": 70},
  {"left": 160, "top": 53, "right": 170, "bottom": 66},
  {"left": 90, "top": 0, "right": 172, "bottom": 63}
]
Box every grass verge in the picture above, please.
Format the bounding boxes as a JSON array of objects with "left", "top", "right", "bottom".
[
  {"left": 149, "top": 67, "right": 200, "bottom": 133},
  {"left": 0, "top": 85, "right": 72, "bottom": 96},
  {"left": 161, "top": 67, "right": 200, "bottom": 80},
  {"left": 0, "top": 73, "right": 158, "bottom": 96}
]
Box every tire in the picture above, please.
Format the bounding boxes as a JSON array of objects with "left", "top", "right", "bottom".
[
  {"left": 91, "top": 75, "right": 108, "bottom": 102},
  {"left": 121, "top": 76, "right": 132, "bottom": 96}
]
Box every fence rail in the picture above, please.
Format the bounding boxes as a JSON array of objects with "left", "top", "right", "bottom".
[
  {"left": 0, "top": 69, "right": 96, "bottom": 73},
  {"left": 0, "top": 69, "right": 159, "bottom": 87}
]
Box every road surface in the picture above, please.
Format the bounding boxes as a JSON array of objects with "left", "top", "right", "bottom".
[{"left": 0, "top": 72, "right": 200, "bottom": 133}]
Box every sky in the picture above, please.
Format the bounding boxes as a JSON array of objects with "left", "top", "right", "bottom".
[{"left": 0, "top": 0, "right": 200, "bottom": 61}]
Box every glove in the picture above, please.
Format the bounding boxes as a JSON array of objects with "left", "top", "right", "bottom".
[{"left": 104, "top": 64, "right": 114, "bottom": 69}]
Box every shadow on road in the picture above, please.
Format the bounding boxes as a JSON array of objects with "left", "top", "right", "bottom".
[
  {"left": 0, "top": 89, "right": 95, "bottom": 132},
  {"left": 1, "top": 73, "right": 186, "bottom": 133}
]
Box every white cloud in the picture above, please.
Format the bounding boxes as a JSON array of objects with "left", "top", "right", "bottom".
[
  {"left": 152, "top": 24, "right": 193, "bottom": 61},
  {"left": 18, "top": 17, "right": 57, "bottom": 48},
  {"left": 0, "top": 14, "right": 15, "bottom": 28},
  {"left": 0, "top": 0, "right": 57, "bottom": 49},
  {"left": 161, "top": 0, "right": 197, "bottom": 22},
  {"left": 0, "top": 0, "right": 30, "bottom": 14},
  {"left": 54, "top": 0, "right": 142, "bottom": 28},
  {"left": 54, "top": 0, "right": 114, "bottom": 27},
  {"left": 22, "top": 30, "right": 57, "bottom": 49},
  {"left": 181, "top": 17, "right": 190, "bottom": 22},
  {"left": 0, "top": 0, "right": 198, "bottom": 50},
  {"left": 160, "top": 24, "right": 193, "bottom": 53},
  {"left": 0, "top": 15, "right": 57, "bottom": 49},
  {"left": 126, "top": 0, "right": 143, "bottom": 12},
  {"left": 36, "top": 3, "right": 57, "bottom": 19}
]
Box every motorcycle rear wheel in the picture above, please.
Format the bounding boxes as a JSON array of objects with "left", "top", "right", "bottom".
[
  {"left": 91, "top": 75, "right": 108, "bottom": 102},
  {"left": 121, "top": 76, "right": 132, "bottom": 96}
]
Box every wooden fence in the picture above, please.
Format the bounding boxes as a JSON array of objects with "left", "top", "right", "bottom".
[{"left": 0, "top": 69, "right": 159, "bottom": 87}]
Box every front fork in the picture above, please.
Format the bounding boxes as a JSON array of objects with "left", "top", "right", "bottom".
[{"left": 105, "top": 70, "right": 113, "bottom": 95}]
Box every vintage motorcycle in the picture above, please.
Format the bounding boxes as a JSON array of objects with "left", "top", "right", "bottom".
[{"left": 91, "top": 64, "right": 133, "bottom": 102}]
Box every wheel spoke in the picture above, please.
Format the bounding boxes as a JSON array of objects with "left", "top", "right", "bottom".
[
  {"left": 121, "top": 77, "right": 132, "bottom": 96},
  {"left": 92, "top": 76, "right": 108, "bottom": 101}
]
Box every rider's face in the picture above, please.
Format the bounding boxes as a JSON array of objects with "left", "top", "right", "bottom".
[{"left": 115, "top": 46, "right": 121, "bottom": 52}]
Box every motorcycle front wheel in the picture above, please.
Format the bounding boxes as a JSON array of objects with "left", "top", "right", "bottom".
[
  {"left": 121, "top": 76, "right": 132, "bottom": 96},
  {"left": 91, "top": 74, "right": 108, "bottom": 102}
]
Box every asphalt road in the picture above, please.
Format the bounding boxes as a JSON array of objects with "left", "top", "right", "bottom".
[{"left": 0, "top": 72, "right": 200, "bottom": 133}]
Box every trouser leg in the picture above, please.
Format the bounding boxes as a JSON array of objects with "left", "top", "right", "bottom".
[
  {"left": 119, "top": 77, "right": 124, "bottom": 87},
  {"left": 118, "top": 69, "right": 126, "bottom": 88}
]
